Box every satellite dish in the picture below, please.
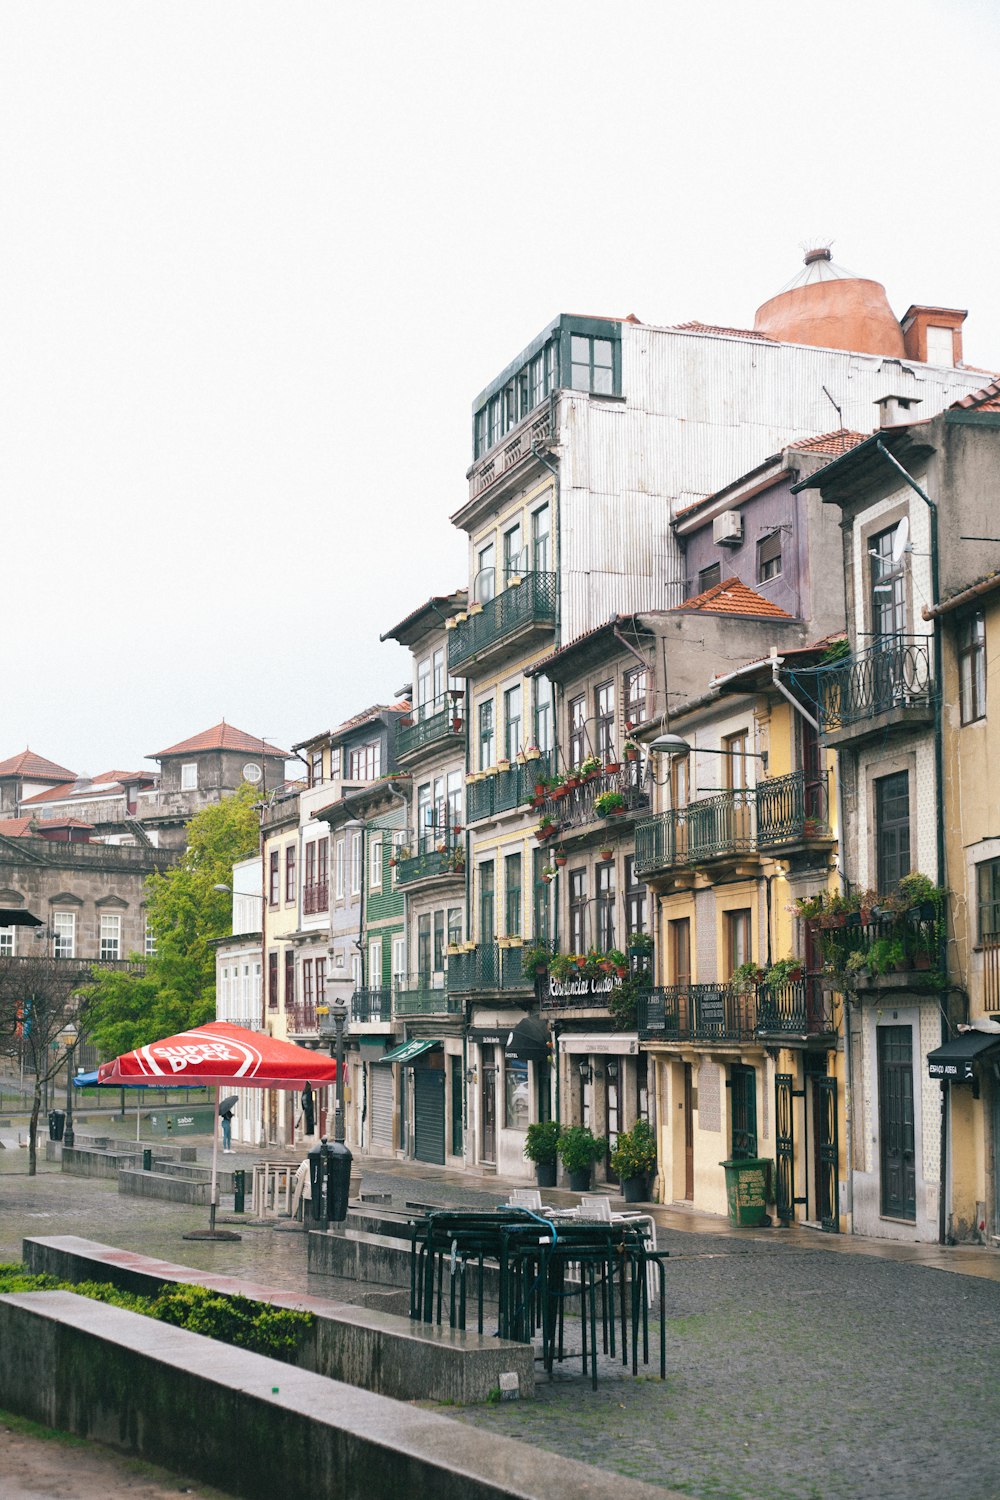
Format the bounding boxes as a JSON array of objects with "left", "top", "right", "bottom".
[
  {"left": 242, "top": 762, "right": 263, "bottom": 784},
  {"left": 891, "top": 516, "right": 910, "bottom": 565}
]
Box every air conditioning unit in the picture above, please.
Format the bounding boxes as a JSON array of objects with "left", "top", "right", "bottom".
[{"left": 713, "top": 510, "right": 743, "bottom": 546}]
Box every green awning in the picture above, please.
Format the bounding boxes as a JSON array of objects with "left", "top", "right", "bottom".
[{"left": 375, "top": 1038, "right": 441, "bottom": 1066}]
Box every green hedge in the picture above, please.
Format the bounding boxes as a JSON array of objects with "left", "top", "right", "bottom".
[{"left": 0, "top": 1264, "right": 312, "bottom": 1361}]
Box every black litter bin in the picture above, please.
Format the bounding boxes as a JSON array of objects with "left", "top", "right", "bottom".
[{"left": 48, "top": 1110, "right": 65, "bottom": 1142}]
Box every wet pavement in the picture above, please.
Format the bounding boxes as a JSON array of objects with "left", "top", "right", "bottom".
[{"left": 2, "top": 1112, "right": 1000, "bottom": 1498}]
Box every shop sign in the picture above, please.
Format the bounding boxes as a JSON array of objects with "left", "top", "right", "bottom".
[{"left": 547, "top": 974, "right": 614, "bottom": 1001}]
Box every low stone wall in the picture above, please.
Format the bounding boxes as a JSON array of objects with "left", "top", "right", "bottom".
[
  {"left": 309, "top": 1226, "right": 506, "bottom": 1303},
  {"left": 117, "top": 1168, "right": 210, "bottom": 1205},
  {"left": 0, "top": 1292, "right": 672, "bottom": 1500},
  {"left": 59, "top": 1147, "right": 139, "bottom": 1179},
  {"left": 23, "top": 1236, "right": 532, "bottom": 1405}
]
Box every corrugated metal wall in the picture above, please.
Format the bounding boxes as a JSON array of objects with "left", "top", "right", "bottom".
[{"left": 556, "top": 326, "right": 986, "bottom": 642}]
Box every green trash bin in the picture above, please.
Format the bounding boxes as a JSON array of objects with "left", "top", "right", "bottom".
[{"left": 720, "top": 1158, "right": 772, "bottom": 1227}]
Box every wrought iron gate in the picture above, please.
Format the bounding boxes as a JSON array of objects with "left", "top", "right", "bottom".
[{"left": 817, "top": 1075, "right": 839, "bottom": 1232}]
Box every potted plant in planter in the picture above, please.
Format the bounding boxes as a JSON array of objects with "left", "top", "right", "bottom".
[
  {"left": 599, "top": 845, "right": 614, "bottom": 861},
  {"left": 535, "top": 815, "right": 557, "bottom": 842},
  {"left": 628, "top": 930, "right": 653, "bottom": 956},
  {"left": 556, "top": 1125, "right": 607, "bottom": 1192},
  {"left": 594, "top": 790, "right": 626, "bottom": 817},
  {"left": 623, "top": 738, "right": 640, "bottom": 762},
  {"left": 522, "top": 941, "right": 551, "bottom": 978},
  {"left": 580, "top": 754, "right": 601, "bottom": 779},
  {"left": 605, "top": 759, "right": 622, "bottom": 774},
  {"left": 730, "top": 961, "right": 765, "bottom": 991},
  {"left": 523, "top": 1119, "right": 560, "bottom": 1189},
  {"left": 554, "top": 849, "right": 568, "bottom": 867},
  {"left": 610, "top": 1119, "right": 657, "bottom": 1203},
  {"left": 550, "top": 953, "right": 577, "bottom": 984},
  {"left": 764, "top": 957, "right": 805, "bottom": 988}
]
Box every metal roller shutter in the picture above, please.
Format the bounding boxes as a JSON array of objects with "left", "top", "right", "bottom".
[
  {"left": 369, "top": 1063, "right": 394, "bottom": 1151},
  {"left": 413, "top": 1068, "right": 445, "bottom": 1165}
]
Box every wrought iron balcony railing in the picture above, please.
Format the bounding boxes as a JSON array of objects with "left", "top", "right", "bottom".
[
  {"left": 757, "top": 977, "right": 834, "bottom": 1036},
  {"left": 394, "top": 977, "right": 463, "bottom": 1016},
  {"left": 984, "top": 933, "right": 1000, "bottom": 1012},
  {"left": 818, "top": 635, "right": 935, "bottom": 735},
  {"left": 446, "top": 942, "right": 537, "bottom": 994},
  {"left": 302, "top": 880, "right": 329, "bottom": 915},
  {"left": 288, "top": 1001, "right": 318, "bottom": 1032},
  {"left": 634, "top": 771, "right": 829, "bottom": 878},
  {"left": 350, "top": 986, "right": 393, "bottom": 1024},
  {"left": 448, "top": 572, "right": 557, "bottom": 673},
  {"left": 536, "top": 760, "right": 649, "bottom": 833},
  {"left": 467, "top": 755, "right": 552, "bottom": 824},
  {"left": 396, "top": 703, "right": 464, "bottom": 761},
  {"left": 396, "top": 841, "right": 465, "bottom": 886},
  {"left": 637, "top": 983, "right": 758, "bottom": 1043}
]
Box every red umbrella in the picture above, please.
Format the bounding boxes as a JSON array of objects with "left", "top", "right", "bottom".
[
  {"left": 97, "top": 1021, "right": 338, "bottom": 1088},
  {"left": 97, "top": 1022, "right": 337, "bottom": 1237}
]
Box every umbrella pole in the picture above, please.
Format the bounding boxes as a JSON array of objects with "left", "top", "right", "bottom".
[{"left": 209, "top": 1084, "right": 220, "bottom": 1234}]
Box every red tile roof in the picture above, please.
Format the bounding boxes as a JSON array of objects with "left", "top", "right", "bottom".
[
  {"left": 670, "top": 321, "right": 778, "bottom": 343},
  {"left": 952, "top": 379, "right": 1000, "bottom": 413},
  {"left": 0, "top": 750, "right": 76, "bottom": 782},
  {"left": 151, "top": 722, "right": 289, "bottom": 759},
  {"left": 786, "top": 429, "right": 870, "bottom": 456},
  {"left": 0, "top": 817, "right": 36, "bottom": 838},
  {"left": 20, "top": 769, "right": 155, "bottom": 806},
  {"left": 674, "top": 576, "right": 794, "bottom": 620}
]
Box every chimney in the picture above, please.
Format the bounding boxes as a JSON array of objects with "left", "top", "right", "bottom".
[
  {"left": 900, "top": 305, "right": 967, "bottom": 366},
  {"left": 875, "top": 394, "right": 923, "bottom": 429}
]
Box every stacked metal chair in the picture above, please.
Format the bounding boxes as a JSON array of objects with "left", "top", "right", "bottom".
[{"left": 408, "top": 1207, "right": 667, "bottom": 1387}]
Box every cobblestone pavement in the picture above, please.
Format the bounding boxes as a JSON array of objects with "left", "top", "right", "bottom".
[{"left": 2, "top": 1125, "right": 1000, "bottom": 1499}]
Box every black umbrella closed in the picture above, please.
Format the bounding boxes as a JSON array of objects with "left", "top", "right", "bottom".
[{"left": 504, "top": 1014, "right": 549, "bottom": 1062}]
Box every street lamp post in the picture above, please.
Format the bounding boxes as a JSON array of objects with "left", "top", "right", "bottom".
[
  {"left": 318, "top": 990, "right": 352, "bottom": 1223},
  {"left": 63, "top": 1024, "right": 77, "bottom": 1148}
]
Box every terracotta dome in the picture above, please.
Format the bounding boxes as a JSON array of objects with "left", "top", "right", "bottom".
[{"left": 754, "top": 248, "right": 905, "bottom": 358}]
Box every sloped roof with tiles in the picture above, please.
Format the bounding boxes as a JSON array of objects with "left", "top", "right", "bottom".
[
  {"left": 0, "top": 750, "right": 77, "bottom": 782},
  {"left": 0, "top": 818, "right": 36, "bottom": 838},
  {"left": 673, "top": 577, "right": 795, "bottom": 620},
  {"left": 151, "top": 723, "right": 288, "bottom": 760},
  {"left": 20, "top": 770, "right": 150, "bottom": 807},
  {"left": 670, "top": 321, "right": 778, "bottom": 342},
  {"left": 951, "top": 379, "right": 1000, "bottom": 413},
  {"left": 786, "top": 429, "right": 870, "bottom": 456}
]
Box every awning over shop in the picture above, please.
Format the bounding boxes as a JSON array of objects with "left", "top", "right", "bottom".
[
  {"left": 375, "top": 1038, "right": 441, "bottom": 1066},
  {"left": 560, "top": 1033, "right": 639, "bottom": 1057},
  {"left": 468, "top": 1010, "right": 528, "bottom": 1047},
  {"left": 927, "top": 1031, "right": 1000, "bottom": 1082},
  {"left": 504, "top": 1015, "right": 549, "bottom": 1062}
]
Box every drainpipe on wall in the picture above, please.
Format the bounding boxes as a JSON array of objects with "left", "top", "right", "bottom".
[{"left": 873, "top": 440, "right": 948, "bottom": 1246}]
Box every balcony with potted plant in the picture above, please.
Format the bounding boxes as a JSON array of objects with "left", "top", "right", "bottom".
[
  {"left": 447, "top": 571, "right": 557, "bottom": 676},
  {"left": 812, "top": 873, "right": 947, "bottom": 993},
  {"left": 395, "top": 698, "right": 465, "bottom": 764},
  {"left": 532, "top": 758, "right": 649, "bottom": 841},
  {"left": 467, "top": 753, "right": 553, "bottom": 823}
]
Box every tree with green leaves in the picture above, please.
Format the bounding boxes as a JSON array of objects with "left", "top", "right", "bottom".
[{"left": 83, "top": 784, "right": 261, "bottom": 1059}]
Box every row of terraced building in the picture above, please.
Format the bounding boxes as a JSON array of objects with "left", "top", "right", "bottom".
[{"left": 220, "top": 248, "right": 1000, "bottom": 1247}]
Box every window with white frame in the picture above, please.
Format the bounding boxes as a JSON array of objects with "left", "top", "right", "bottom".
[
  {"left": 392, "top": 829, "right": 406, "bottom": 887},
  {"left": 369, "top": 834, "right": 383, "bottom": 892},
  {"left": 53, "top": 911, "right": 75, "bottom": 958},
  {"left": 99, "top": 913, "right": 121, "bottom": 962},
  {"left": 392, "top": 934, "right": 406, "bottom": 987},
  {"left": 350, "top": 832, "right": 362, "bottom": 895},
  {"left": 534, "top": 674, "right": 553, "bottom": 753},
  {"left": 368, "top": 937, "right": 383, "bottom": 989},
  {"left": 335, "top": 838, "right": 345, "bottom": 899},
  {"left": 348, "top": 740, "right": 381, "bottom": 781},
  {"left": 0, "top": 927, "right": 14, "bottom": 956},
  {"left": 181, "top": 762, "right": 198, "bottom": 791},
  {"left": 144, "top": 918, "right": 156, "bottom": 957}
]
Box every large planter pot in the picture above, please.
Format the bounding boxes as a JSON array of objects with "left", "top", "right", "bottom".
[
  {"left": 621, "top": 1175, "right": 648, "bottom": 1204},
  {"left": 535, "top": 1162, "right": 557, "bottom": 1189},
  {"left": 568, "top": 1168, "right": 592, "bottom": 1192}
]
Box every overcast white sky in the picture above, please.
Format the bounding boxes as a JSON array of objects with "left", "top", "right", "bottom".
[{"left": 3, "top": 0, "right": 998, "bottom": 775}]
